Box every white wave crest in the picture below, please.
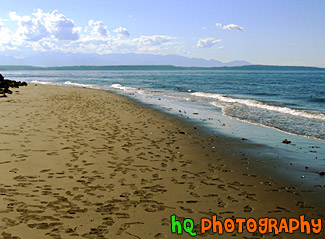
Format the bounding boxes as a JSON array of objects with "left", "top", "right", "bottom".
[
  {"left": 31, "top": 80, "right": 53, "bottom": 85},
  {"left": 64, "top": 81, "right": 98, "bottom": 88},
  {"left": 110, "top": 84, "right": 145, "bottom": 94},
  {"left": 192, "top": 92, "right": 325, "bottom": 121}
]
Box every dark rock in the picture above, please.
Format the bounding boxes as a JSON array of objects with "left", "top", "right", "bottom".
[
  {"left": 315, "top": 184, "right": 325, "bottom": 188},
  {"left": 241, "top": 138, "right": 248, "bottom": 140},
  {"left": 282, "top": 139, "right": 291, "bottom": 144},
  {"left": 0, "top": 73, "right": 27, "bottom": 97},
  {"left": 4, "top": 87, "right": 12, "bottom": 94},
  {"left": 178, "top": 131, "right": 186, "bottom": 134},
  {"left": 319, "top": 171, "right": 325, "bottom": 176}
]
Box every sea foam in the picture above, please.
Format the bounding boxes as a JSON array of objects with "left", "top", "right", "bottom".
[{"left": 192, "top": 92, "right": 325, "bottom": 121}]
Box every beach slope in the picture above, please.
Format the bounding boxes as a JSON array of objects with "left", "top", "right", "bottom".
[{"left": 0, "top": 85, "right": 323, "bottom": 238}]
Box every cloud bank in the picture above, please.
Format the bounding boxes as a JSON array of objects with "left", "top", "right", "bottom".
[
  {"left": 0, "top": 9, "right": 176, "bottom": 54},
  {"left": 9, "top": 9, "right": 80, "bottom": 41}
]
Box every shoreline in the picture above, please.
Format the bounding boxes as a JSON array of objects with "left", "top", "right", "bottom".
[
  {"left": 113, "top": 84, "right": 325, "bottom": 203},
  {"left": 0, "top": 84, "right": 324, "bottom": 238}
]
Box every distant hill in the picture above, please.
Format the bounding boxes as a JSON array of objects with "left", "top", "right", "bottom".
[
  {"left": 0, "top": 52, "right": 251, "bottom": 67},
  {"left": 0, "top": 64, "right": 324, "bottom": 71}
]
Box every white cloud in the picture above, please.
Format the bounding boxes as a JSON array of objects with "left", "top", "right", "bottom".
[
  {"left": 107, "top": 35, "right": 175, "bottom": 53},
  {"left": 35, "top": 9, "right": 80, "bottom": 40},
  {"left": 88, "top": 20, "right": 109, "bottom": 37},
  {"left": 196, "top": 38, "right": 221, "bottom": 48},
  {"left": 0, "top": 9, "right": 177, "bottom": 55},
  {"left": 0, "top": 18, "right": 25, "bottom": 48},
  {"left": 132, "top": 35, "right": 174, "bottom": 46},
  {"left": 216, "top": 23, "right": 244, "bottom": 31},
  {"left": 9, "top": 9, "right": 80, "bottom": 41},
  {"left": 114, "top": 27, "right": 130, "bottom": 37},
  {"left": 0, "top": 26, "right": 16, "bottom": 49},
  {"left": 9, "top": 11, "right": 49, "bottom": 41},
  {"left": 222, "top": 24, "right": 244, "bottom": 31},
  {"left": 42, "top": 34, "right": 175, "bottom": 54}
]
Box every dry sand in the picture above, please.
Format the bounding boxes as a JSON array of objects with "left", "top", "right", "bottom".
[{"left": 0, "top": 84, "right": 323, "bottom": 238}]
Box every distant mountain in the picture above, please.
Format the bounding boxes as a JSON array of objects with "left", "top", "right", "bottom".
[
  {"left": 0, "top": 64, "right": 324, "bottom": 71},
  {"left": 0, "top": 52, "right": 251, "bottom": 67}
]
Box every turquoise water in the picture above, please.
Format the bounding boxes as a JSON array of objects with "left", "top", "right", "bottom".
[{"left": 4, "top": 69, "right": 325, "bottom": 187}]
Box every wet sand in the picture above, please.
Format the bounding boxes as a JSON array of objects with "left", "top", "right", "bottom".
[{"left": 0, "top": 84, "right": 323, "bottom": 238}]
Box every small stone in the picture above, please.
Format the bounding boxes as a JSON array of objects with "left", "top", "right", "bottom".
[{"left": 282, "top": 139, "right": 291, "bottom": 144}]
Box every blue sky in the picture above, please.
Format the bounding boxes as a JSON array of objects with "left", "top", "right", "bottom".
[{"left": 0, "top": 0, "right": 324, "bottom": 66}]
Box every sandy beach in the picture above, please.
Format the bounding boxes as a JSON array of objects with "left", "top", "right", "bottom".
[{"left": 0, "top": 84, "right": 323, "bottom": 238}]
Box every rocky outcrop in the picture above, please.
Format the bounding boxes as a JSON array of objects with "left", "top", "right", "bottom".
[{"left": 0, "top": 73, "right": 27, "bottom": 97}]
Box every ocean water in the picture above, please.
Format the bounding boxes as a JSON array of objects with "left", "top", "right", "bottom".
[
  {"left": 4, "top": 69, "right": 325, "bottom": 187},
  {"left": 6, "top": 70, "right": 325, "bottom": 139}
]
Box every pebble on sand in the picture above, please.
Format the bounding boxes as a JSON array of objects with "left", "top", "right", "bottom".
[{"left": 282, "top": 139, "right": 291, "bottom": 144}]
